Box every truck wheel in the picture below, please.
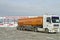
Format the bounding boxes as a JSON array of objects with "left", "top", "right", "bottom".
[
  {"left": 17, "top": 27, "right": 21, "bottom": 30},
  {"left": 34, "top": 27, "right": 38, "bottom": 32},
  {"left": 20, "top": 27, "right": 23, "bottom": 30},
  {"left": 20, "top": 27, "right": 21, "bottom": 30},
  {"left": 45, "top": 28, "right": 49, "bottom": 33}
]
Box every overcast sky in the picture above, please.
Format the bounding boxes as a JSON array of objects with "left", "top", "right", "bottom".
[{"left": 0, "top": 0, "right": 60, "bottom": 16}]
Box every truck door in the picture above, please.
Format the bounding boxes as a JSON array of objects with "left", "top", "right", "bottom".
[{"left": 46, "top": 17, "right": 52, "bottom": 28}]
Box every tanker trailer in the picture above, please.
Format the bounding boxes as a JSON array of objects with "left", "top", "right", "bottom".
[{"left": 17, "top": 15, "right": 60, "bottom": 33}]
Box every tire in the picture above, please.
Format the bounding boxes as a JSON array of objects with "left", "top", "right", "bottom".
[
  {"left": 20, "top": 27, "right": 21, "bottom": 30},
  {"left": 20, "top": 27, "right": 23, "bottom": 30},
  {"left": 17, "top": 26, "right": 20, "bottom": 30},
  {"left": 45, "top": 28, "right": 49, "bottom": 33},
  {"left": 34, "top": 27, "right": 38, "bottom": 32}
]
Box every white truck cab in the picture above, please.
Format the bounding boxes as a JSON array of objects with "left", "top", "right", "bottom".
[{"left": 43, "top": 15, "right": 60, "bottom": 33}]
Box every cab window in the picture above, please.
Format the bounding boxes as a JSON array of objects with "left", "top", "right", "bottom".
[{"left": 46, "top": 17, "right": 51, "bottom": 23}]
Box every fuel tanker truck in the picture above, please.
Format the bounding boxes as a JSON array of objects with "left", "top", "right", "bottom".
[{"left": 17, "top": 15, "right": 60, "bottom": 33}]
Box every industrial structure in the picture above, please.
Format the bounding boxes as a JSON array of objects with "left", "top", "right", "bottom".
[{"left": 0, "top": 16, "right": 28, "bottom": 27}]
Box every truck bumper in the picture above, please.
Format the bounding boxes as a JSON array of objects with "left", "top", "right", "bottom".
[{"left": 49, "top": 28, "right": 59, "bottom": 33}]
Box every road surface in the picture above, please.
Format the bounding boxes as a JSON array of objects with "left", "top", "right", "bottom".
[{"left": 0, "top": 27, "right": 60, "bottom": 40}]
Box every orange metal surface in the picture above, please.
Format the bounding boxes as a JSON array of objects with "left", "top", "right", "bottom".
[{"left": 18, "top": 16, "right": 43, "bottom": 27}]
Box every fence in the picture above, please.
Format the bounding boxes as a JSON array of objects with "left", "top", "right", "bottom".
[{"left": 0, "top": 16, "right": 28, "bottom": 27}]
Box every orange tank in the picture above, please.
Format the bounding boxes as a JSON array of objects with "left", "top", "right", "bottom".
[{"left": 18, "top": 16, "right": 43, "bottom": 27}]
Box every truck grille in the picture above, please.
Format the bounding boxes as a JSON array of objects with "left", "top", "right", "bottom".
[{"left": 54, "top": 24, "right": 59, "bottom": 26}]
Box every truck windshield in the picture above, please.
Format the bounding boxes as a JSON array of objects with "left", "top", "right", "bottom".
[{"left": 52, "top": 17, "right": 59, "bottom": 23}]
